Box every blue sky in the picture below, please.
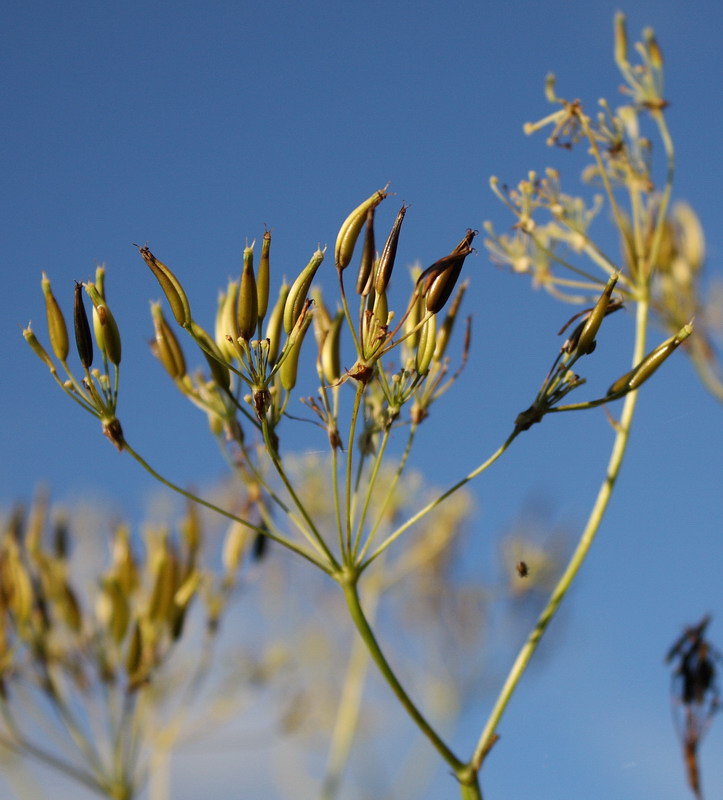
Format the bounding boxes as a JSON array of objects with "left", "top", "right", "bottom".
[{"left": 2, "top": 1, "right": 723, "bottom": 798}]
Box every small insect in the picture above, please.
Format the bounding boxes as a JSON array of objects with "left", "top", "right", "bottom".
[{"left": 516, "top": 561, "right": 529, "bottom": 578}]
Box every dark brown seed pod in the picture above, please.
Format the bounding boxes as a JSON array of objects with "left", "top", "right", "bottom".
[
  {"left": 73, "top": 281, "right": 93, "bottom": 368},
  {"left": 374, "top": 203, "right": 408, "bottom": 295},
  {"left": 417, "top": 229, "right": 477, "bottom": 314}
]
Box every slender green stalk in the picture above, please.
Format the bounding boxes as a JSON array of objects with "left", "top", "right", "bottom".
[
  {"left": 470, "top": 296, "right": 650, "bottom": 770},
  {"left": 350, "top": 425, "right": 391, "bottom": 560},
  {"left": 362, "top": 430, "right": 519, "bottom": 569},
  {"left": 340, "top": 572, "right": 465, "bottom": 772},
  {"left": 123, "top": 442, "right": 331, "bottom": 572},
  {"left": 344, "top": 383, "right": 364, "bottom": 558}
]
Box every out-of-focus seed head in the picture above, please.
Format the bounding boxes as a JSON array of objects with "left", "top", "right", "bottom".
[
  {"left": 614, "top": 11, "right": 628, "bottom": 66},
  {"left": 335, "top": 186, "right": 388, "bottom": 271},
  {"left": 73, "top": 281, "right": 93, "bottom": 369},
  {"left": 41, "top": 273, "right": 69, "bottom": 361},
  {"left": 238, "top": 244, "right": 258, "bottom": 342}
]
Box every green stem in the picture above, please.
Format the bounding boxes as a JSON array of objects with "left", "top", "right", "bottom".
[
  {"left": 362, "top": 430, "right": 519, "bottom": 569},
  {"left": 123, "top": 442, "right": 331, "bottom": 572},
  {"left": 471, "top": 296, "right": 649, "bottom": 769},
  {"left": 340, "top": 572, "right": 465, "bottom": 773}
]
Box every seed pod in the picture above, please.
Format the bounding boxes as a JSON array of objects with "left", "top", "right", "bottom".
[
  {"left": 190, "top": 321, "right": 230, "bottom": 391},
  {"left": 238, "top": 244, "right": 258, "bottom": 341},
  {"left": 137, "top": 245, "right": 191, "bottom": 327},
  {"left": 645, "top": 28, "right": 663, "bottom": 69},
  {"left": 404, "top": 290, "right": 425, "bottom": 352},
  {"left": 41, "top": 273, "right": 69, "bottom": 361},
  {"left": 222, "top": 522, "right": 248, "bottom": 573},
  {"left": 356, "top": 207, "right": 376, "bottom": 295},
  {"left": 321, "top": 311, "right": 343, "bottom": 384},
  {"left": 574, "top": 273, "right": 619, "bottom": 356},
  {"left": 375, "top": 203, "right": 407, "bottom": 295},
  {"left": 257, "top": 230, "right": 271, "bottom": 323},
  {"left": 86, "top": 282, "right": 122, "bottom": 366},
  {"left": 415, "top": 313, "right": 437, "bottom": 375},
  {"left": 607, "top": 323, "right": 693, "bottom": 396},
  {"left": 265, "top": 282, "right": 289, "bottom": 365},
  {"left": 280, "top": 308, "right": 313, "bottom": 391},
  {"left": 125, "top": 619, "right": 143, "bottom": 679},
  {"left": 215, "top": 282, "right": 240, "bottom": 362},
  {"left": 73, "top": 281, "right": 93, "bottom": 368},
  {"left": 614, "top": 12, "right": 628, "bottom": 65},
  {"left": 418, "top": 230, "right": 477, "bottom": 315},
  {"left": 434, "top": 279, "right": 468, "bottom": 361},
  {"left": 151, "top": 302, "right": 186, "bottom": 379},
  {"left": 23, "top": 325, "right": 56, "bottom": 372},
  {"left": 335, "top": 187, "right": 388, "bottom": 271},
  {"left": 283, "top": 247, "right": 325, "bottom": 334}
]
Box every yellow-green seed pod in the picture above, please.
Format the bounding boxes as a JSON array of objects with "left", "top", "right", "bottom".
[
  {"left": 257, "top": 230, "right": 271, "bottom": 323},
  {"left": 5, "top": 545, "right": 33, "bottom": 623},
  {"left": 415, "top": 313, "right": 437, "bottom": 375},
  {"left": 265, "top": 282, "right": 289, "bottom": 366},
  {"left": 179, "top": 502, "right": 201, "bottom": 557},
  {"left": 222, "top": 522, "right": 248, "bottom": 573},
  {"left": 434, "top": 279, "right": 468, "bottom": 361},
  {"left": 138, "top": 245, "right": 192, "bottom": 327},
  {"left": 335, "top": 187, "right": 388, "bottom": 271},
  {"left": 614, "top": 11, "right": 628, "bottom": 66},
  {"left": 151, "top": 302, "right": 186, "bottom": 379},
  {"left": 373, "top": 289, "right": 388, "bottom": 328},
  {"left": 215, "top": 283, "right": 240, "bottom": 362},
  {"left": 321, "top": 311, "right": 343, "bottom": 384},
  {"left": 86, "top": 282, "right": 122, "bottom": 366},
  {"left": 100, "top": 578, "right": 130, "bottom": 643},
  {"left": 311, "top": 288, "right": 333, "bottom": 350},
  {"left": 73, "top": 281, "right": 93, "bottom": 368},
  {"left": 375, "top": 203, "right": 407, "bottom": 295},
  {"left": 190, "top": 321, "right": 230, "bottom": 391},
  {"left": 356, "top": 207, "right": 376, "bottom": 295},
  {"left": 41, "top": 273, "right": 69, "bottom": 361},
  {"left": 404, "top": 290, "right": 424, "bottom": 352},
  {"left": 645, "top": 28, "right": 663, "bottom": 69},
  {"left": 125, "top": 619, "right": 143, "bottom": 678},
  {"left": 283, "top": 247, "right": 325, "bottom": 334},
  {"left": 575, "top": 273, "right": 619, "bottom": 356},
  {"left": 238, "top": 244, "right": 258, "bottom": 341},
  {"left": 23, "top": 325, "right": 57, "bottom": 372},
  {"left": 607, "top": 323, "right": 692, "bottom": 396},
  {"left": 280, "top": 311, "right": 313, "bottom": 391},
  {"left": 174, "top": 569, "right": 201, "bottom": 608},
  {"left": 148, "top": 547, "right": 177, "bottom": 624}
]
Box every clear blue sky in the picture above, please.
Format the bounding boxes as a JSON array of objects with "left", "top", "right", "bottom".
[{"left": 2, "top": 1, "right": 722, "bottom": 798}]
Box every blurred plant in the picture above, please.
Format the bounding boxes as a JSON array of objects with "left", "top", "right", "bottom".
[
  {"left": 666, "top": 616, "right": 721, "bottom": 800},
  {"left": 0, "top": 492, "right": 279, "bottom": 800},
  {"left": 22, "top": 14, "right": 703, "bottom": 799}
]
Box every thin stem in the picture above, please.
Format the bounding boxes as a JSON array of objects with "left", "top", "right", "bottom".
[
  {"left": 123, "top": 442, "right": 331, "bottom": 572},
  {"left": 259, "top": 421, "right": 340, "bottom": 570},
  {"left": 362, "top": 430, "right": 519, "bottom": 569},
  {"left": 345, "top": 384, "right": 364, "bottom": 558},
  {"left": 351, "top": 425, "right": 391, "bottom": 560},
  {"left": 470, "top": 296, "right": 650, "bottom": 770}
]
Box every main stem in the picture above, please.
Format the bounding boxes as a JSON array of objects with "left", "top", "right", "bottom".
[
  {"left": 340, "top": 571, "right": 482, "bottom": 796},
  {"left": 471, "top": 297, "right": 650, "bottom": 769}
]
